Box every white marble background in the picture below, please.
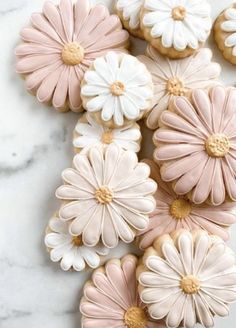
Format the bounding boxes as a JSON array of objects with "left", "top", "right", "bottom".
[{"left": 1, "top": 0, "right": 236, "bottom": 327}]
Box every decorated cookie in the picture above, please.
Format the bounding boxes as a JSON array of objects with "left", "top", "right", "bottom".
[
  {"left": 154, "top": 86, "right": 236, "bottom": 205},
  {"left": 56, "top": 144, "right": 157, "bottom": 248},
  {"left": 15, "top": 0, "right": 129, "bottom": 112},
  {"left": 137, "top": 230, "right": 236, "bottom": 328},
  {"left": 138, "top": 45, "right": 221, "bottom": 129},
  {"left": 81, "top": 52, "right": 153, "bottom": 127},
  {"left": 141, "top": 0, "right": 212, "bottom": 59},
  {"left": 73, "top": 113, "right": 141, "bottom": 154},
  {"left": 115, "top": 0, "right": 144, "bottom": 38},
  {"left": 45, "top": 215, "right": 109, "bottom": 271},
  {"left": 138, "top": 160, "right": 236, "bottom": 250},
  {"left": 214, "top": 3, "right": 236, "bottom": 65},
  {"left": 80, "top": 255, "right": 165, "bottom": 328}
]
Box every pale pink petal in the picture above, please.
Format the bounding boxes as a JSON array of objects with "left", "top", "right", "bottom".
[
  {"left": 223, "top": 88, "right": 236, "bottom": 131},
  {"left": 155, "top": 144, "right": 205, "bottom": 161},
  {"left": 222, "top": 161, "right": 236, "bottom": 201},
  {"left": 20, "top": 27, "right": 62, "bottom": 48},
  {"left": 192, "top": 89, "right": 213, "bottom": 132},
  {"left": 68, "top": 67, "right": 83, "bottom": 111},
  {"left": 80, "top": 302, "right": 123, "bottom": 319},
  {"left": 82, "top": 319, "right": 125, "bottom": 328},
  {"left": 59, "top": 0, "right": 74, "bottom": 41},
  {"left": 210, "top": 86, "right": 226, "bottom": 133},
  {"left": 52, "top": 66, "right": 70, "bottom": 109},
  {"left": 156, "top": 129, "right": 203, "bottom": 144},
  {"left": 15, "top": 43, "right": 60, "bottom": 56},
  {"left": 210, "top": 159, "right": 225, "bottom": 206},
  {"left": 122, "top": 257, "right": 138, "bottom": 304},
  {"left": 74, "top": 0, "right": 90, "bottom": 38},
  {"left": 193, "top": 207, "right": 236, "bottom": 226},
  {"left": 16, "top": 54, "right": 61, "bottom": 74}
]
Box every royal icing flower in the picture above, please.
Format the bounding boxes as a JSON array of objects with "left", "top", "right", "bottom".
[
  {"left": 73, "top": 113, "right": 141, "bottom": 154},
  {"left": 138, "top": 160, "right": 236, "bottom": 250},
  {"left": 80, "top": 255, "right": 165, "bottom": 328},
  {"left": 15, "top": 0, "right": 129, "bottom": 112},
  {"left": 138, "top": 46, "right": 221, "bottom": 129},
  {"left": 138, "top": 230, "right": 236, "bottom": 328},
  {"left": 81, "top": 52, "right": 153, "bottom": 127},
  {"left": 45, "top": 215, "right": 109, "bottom": 271},
  {"left": 154, "top": 86, "right": 236, "bottom": 205},
  {"left": 56, "top": 144, "right": 157, "bottom": 248}
]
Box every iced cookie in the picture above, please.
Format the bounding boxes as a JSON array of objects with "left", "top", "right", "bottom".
[
  {"left": 138, "top": 160, "right": 236, "bottom": 250},
  {"left": 73, "top": 113, "right": 141, "bottom": 154},
  {"left": 138, "top": 46, "right": 221, "bottom": 129},
  {"left": 115, "top": 0, "right": 144, "bottom": 38},
  {"left": 80, "top": 255, "right": 165, "bottom": 328},
  {"left": 214, "top": 4, "right": 236, "bottom": 65},
  {"left": 81, "top": 52, "right": 153, "bottom": 127},
  {"left": 141, "top": 0, "right": 212, "bottom": 59},
  {"left": 15, "top": 0, "right": 129, "bottom": 112},
  {"left": 154, "top": 86, "right": 236, "bottom": 206},
  {"left": 137, "top": 230, "right": 236, "bottom": 328},
  {"left": 45, "top": 214, "right": 109, "bottom": 272},
  {"left": 56, "top": 144, "right": 157, "bottom": 248}
]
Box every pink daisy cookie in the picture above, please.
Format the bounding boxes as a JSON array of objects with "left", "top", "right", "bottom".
[
  {"left": 154, "top": 86, "right": 236, "bottom": 205},
  {"left": 15, "top": 0, "right": 129, "bottom": 112},
  {"left": 80, "top": 255, "right": 165, "bottom": 328},
  {"left": 138, "top": 160, "right": 236, "bottom": 250}
]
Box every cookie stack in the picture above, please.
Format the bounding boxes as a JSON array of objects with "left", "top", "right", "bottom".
[{"left": 15, "top": 0, "right": 236, "bottom": 327}]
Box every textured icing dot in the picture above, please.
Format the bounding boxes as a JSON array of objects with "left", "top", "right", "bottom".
[
  {"left": 170, "top": 199, "right": 192, "bottom": 220},
  {"left": 172, "top": 6, "right": 186, "bottom": 21},
  {"left": 73, "top": 235, "right": 83, "bottom": 247},
  {"left": 181, "top": 275, "right": 200, "bottom": 294},
  {"left": 205, "top": 134, "right": 230, "bottom": 157},
  {"left": 101, "top": 130, "right": 113, "bottom": 144},
  {"left": 95, "top": 186, "right": 113, "bottom": 204},
  {"left": 166, "top": 77, "right": 187, "bottom": 96},
  {"left": 124, "top": 307, "right": 147, "bottom": 328},
  {"left": 61, "top": 42, "right": 84, "bottom": 66},
  {"left": 110, "top": 81, "right": 125, "bottom": 96}
]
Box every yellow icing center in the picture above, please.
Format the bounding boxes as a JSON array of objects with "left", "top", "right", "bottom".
[
  {"left": 124, "top": 307, "right": 147, "bottom": 328},
  {"left": 95, "top": 186, "right": 113, "bottom": 204},
  {"left": 181, "top": 275, "right": 200, "bottom": 294},
  {"left": 172, "top": 6, "right": 186, "bottom": 21},
  {"left": 110, "top": 81, "right": 125, "bottom": 96},
  {"left": 61, "top": 42, "right": 84, "bottom": 66},
  {"left": 170, "top": 199, "right": 192, "bottom": 220},
  {"left": 73, "top": 235, "right": 83, "bottom": 247},
  {"left": 166, "top": 77, "right": 187, "bottom": 96},
  {"left": 101, "top": 130, "right": 113, "bottom": 144},
  {"left": 205, "top": 133, "right": 230, "bottom": 158}
]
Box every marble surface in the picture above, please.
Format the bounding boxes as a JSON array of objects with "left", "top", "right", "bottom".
[{"left": 1, "top": 0, "right": 236, "bottom": 327}]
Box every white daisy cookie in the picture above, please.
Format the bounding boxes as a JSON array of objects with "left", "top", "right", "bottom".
[
  {"left": 214, "top": 3, "right": 236, "bottom": 65},
  {"left": 45, "top": 214, "right": 109, "bottom": 272},
  {"left": 81, "top": 52, "right": 153, "bottom": 128},
  {"left": 73, "top": 113, "right": 141, "bottom": 154},
  {"left": 137, "top": 229, "right": 236, "bottom": 328},
  {"left": 141, "top": 0, "right": 212, "bottom": 59}
]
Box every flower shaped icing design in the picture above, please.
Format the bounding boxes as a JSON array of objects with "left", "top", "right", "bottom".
[
  {"left": 56, "top": 144, "right": 157, "bottom": 248},
  {"left": 137, "top": 230, "right": 236, "bottom": 328},
  {"left": 154, "top": 86, "right": 236, "bottom": 205},
  {"left": 138, "top": 46, "right": 221, "bottom": 129},
  {"left": 73, "top": 113, "right": 141, "bottom": 154},
  {"left": 15, "top": 0, "right": 129, "bottom": 112},
  {"left": 80, "top": 255, "right": 165, "bottom": 328},
  {"left": 81, "top": 52, "right": 153, "bottom": 127},
  {"left": 138, "top": 160, "right": 236, "bottom": 250},
  {"left": 45, "top": 215, "right": 109, "bottom": 271}
]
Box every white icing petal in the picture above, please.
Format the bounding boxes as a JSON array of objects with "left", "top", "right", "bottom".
[{"left": 116, "top": 0, "right": 144, "bottom": 30}]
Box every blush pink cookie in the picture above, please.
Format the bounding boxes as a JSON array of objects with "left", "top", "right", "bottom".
[
  {"left": 154, "top": 86, "right": 236, "bottom": 206},
  {"left": 138, "top": 160, "right": 236, "bottom": 250},
  {"left": 80, "top": 255, "right": 165, "bottom": 328},
  {"left": 15, "top": 0, "right": 129, "bottom": 112}
]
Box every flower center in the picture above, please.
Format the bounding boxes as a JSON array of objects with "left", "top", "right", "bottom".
[
  {"left": 181, "top": 275, "right": 200, "bottom": 294},
  {"left": 172, "top": 6, "right": 186, "bottom": 21},
  {"left": 101, "top": 130, "right": 113, "bottom": 144},
  {"left": 95, "top": 186, "right": 113, "bottom": 204},
  {"left": 166, "top": 77, "right": 187, "bottom": 96},
  {"left": 205, "top": 133, "right": 230, "bottom": 158},
  {"left": 124, "top": 307, "right": 147, "bottom": 328},
  {"left": 110, "top": 81, "right": 125, "bottom": 96},
  {"left": 61, "top": 42, "right": 84, "bottom": 66},
  {"left": 73, "top": 235, "right": 83, "bottom": 247},
  {"left": 170, "top": 199, "right": 192, "bottom": 220}
]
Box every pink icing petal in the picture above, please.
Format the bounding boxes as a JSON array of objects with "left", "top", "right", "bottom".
[
  {"left": 16, "top": 54, "right": 61, "bottom": 74},
  {"left": 74, "top": 0, "right": 90, "bottom": 39},
  {"left": 210, "top": 160, "right": 225, "bottom": 206},
  {"left": 15, "top": 43, "right": 61, "bottom": 56},
  {"left": 59, "top": 0, "right": 74, "bottom": 42},
  {"left": 20, "top": 27, "right": 62, "bottom": 48},
  {"left": 210, "top": 86, "right": 226, "bottom": 133},
  {"left": 52, "top": 66, "right": 70, "bottom": 109},
  {"left": 192, "top": 89, "right": 213, "bottom": 133},
  {"left": 82, "top": 318, "right": 125, "bottom": 328},
  {"left": 192, "top": 207, "right": 236, "bottom": 225},
  {"left": 80, "top": 302, "right": 123, "bottom": 319},
  {"left": 223, "top": 88, "right": 236, "bottom": 132},
  {"left": 222, "top": 161, "right": 236, "bottom": 201},
  {"left": 156, "top": 144, "right": 205, "bottom": 161},
  {"left": 155, "top": 129, "right": 204, "bottom": 144},
  {"left": 68, "top": 67, "right": 82, "bottom": 111},
  {"left": 122, "top": 257, "right": 138, "bottom": 304}
]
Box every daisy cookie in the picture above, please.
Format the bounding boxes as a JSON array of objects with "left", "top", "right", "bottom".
[
  {"left": 214, "top": 3, "right": 236, "bottom": 65},
  {"left": 81, "top": 52, "right": 153, "bottom": 128},
  {"left": 138, "top": 45, "right": 221, "bottom": 130},
  {"left": 73, "top": 113, "right": 141, "bottom": 154},
  {"left": 45, "top": 214, "right": 109, "bottom": 272},
  {"left": 154, "top": 86, "right": 236, "bottom": 206},
  {"left": 115, "top": 0, "right": 145, "bottom": 38},
  {"left": 56, "top": 144, "right": 157, "bottom": 248},
  {"left": 137, "top": 230, "right": 236, "bottom": 328},
  {"left": 141, "top": 0, "right": 212, "bottom": 59},
  {"left": 80, "top": 255, "right": 165, "bottom": 328},
  {"left": 138, "top": 160, "right": 236, "bottom": 250},
  {"left": 15, "top": 0, "right": 129, "bottom": 112}
]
